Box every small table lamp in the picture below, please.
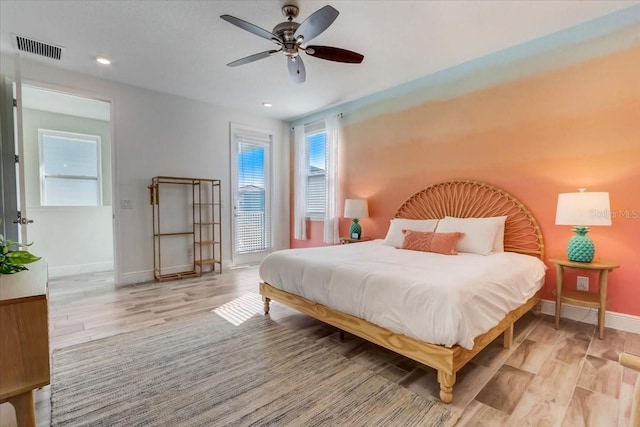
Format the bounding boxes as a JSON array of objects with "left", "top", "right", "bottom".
[
  {"left": 555, "top": 189, "right": 611, "bottom": 263},
  {"left": 344, "top": 198, "right": 368, "bottom": 240}
]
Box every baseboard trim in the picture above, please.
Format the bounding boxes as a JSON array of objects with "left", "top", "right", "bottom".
[
  {"left": 48, "top": 261, "right": 113, "bottom": 278},
  {"left": 540, "top": 299, "right": 640, "bottom": 334},
  {"left": 120, "top": 270, "right": 155, "bottom": 285},
  {"left": 119, "top": 260, "right": 232, "bottom": 286}
]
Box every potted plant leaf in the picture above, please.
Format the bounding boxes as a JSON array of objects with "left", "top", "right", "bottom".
[{"left": 0, "top": 220, "right": 41, "bottom": 275}]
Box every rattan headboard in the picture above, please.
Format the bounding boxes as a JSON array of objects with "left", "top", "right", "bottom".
[{"left": 394, "top": 180, "right": 544, "bottom": 259}]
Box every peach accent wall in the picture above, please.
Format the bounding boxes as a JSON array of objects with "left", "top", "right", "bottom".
[{"left": 292, "top": 47, "right": 640, "bottom": 317}]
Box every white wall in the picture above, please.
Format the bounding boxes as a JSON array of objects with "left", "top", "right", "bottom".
[
  {"left": 1, "top": 54, "right": 290, "bottom": 284},
  {"left": 22, "top": 108, "right": 114, "bottom": 276},
  {"left": 28, "top": 207, "right": 114, "bottom": 276}
]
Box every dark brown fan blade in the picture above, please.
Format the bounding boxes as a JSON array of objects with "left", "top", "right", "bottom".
[
  {"left": 221, "top": 15, "right": 280, "bottom": 43},
  {"left": 293, "top": 5, "right": 339, "bottom": 43},
  {"left": 227, "top": 50, "right": 280, "bottom": 67},
  {"left": 306, "top": 46, "right": 364, "bottom": 63},
  {"left": 287, "top": 56, "right": 306, "bottom": 83}
]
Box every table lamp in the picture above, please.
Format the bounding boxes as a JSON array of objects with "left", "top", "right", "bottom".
[
  {"left": 344, "top": 198, "right": 368, "bottom": 240},
  {"left": 555, "top": 189, "right": 611, "bottom": 262}
]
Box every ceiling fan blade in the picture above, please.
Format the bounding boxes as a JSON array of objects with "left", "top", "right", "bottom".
[
  {"left": 287, "top": 56, "right": 306, "bottom": 83},
  {"left": 227, "top": 50, "right": 280, "bottom": 67},
  {"left": 220, "top": 14, "right": 280, "bottom": 43},
  {"left": 306, "top": 46, "right": 364, "bottom": 63},
  {"left": 293, "top": 5, "right": 339, "bottom": 43}
]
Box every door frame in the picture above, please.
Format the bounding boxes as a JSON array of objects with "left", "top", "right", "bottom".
[
  {"left": 18, "top": 78, "right": 120, "bottom": 281},
  {"left": 0, "top": 73, "right": 19, "bottom": 241},
  {"left": 229, "top": 123, "right": 274, "bottom": 266}
]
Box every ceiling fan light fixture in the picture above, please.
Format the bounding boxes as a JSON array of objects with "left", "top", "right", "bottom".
[
  {"left": 221, "top": 4, "right": 363, "bottom": 83},
  {"left": 96, "top": 56, "right": 111, "bottom": 65}
]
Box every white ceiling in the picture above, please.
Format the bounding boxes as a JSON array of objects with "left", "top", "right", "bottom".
[{"left": 1, "top": 1, "right": 636, "bottom": 121}]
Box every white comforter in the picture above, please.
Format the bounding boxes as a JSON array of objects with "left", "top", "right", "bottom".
[{"left": 259, "top": 240, "right": 546, "bottom": 349}]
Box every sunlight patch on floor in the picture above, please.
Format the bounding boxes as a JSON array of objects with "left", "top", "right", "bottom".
[{"left": 213, "top": 292, "right": 264, "bottom": 326}]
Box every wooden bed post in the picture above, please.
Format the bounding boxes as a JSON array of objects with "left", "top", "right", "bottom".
[
  {"left": 503, "top": 323, "right": 514, "bottom": 349},
  {"left": 532, "top": 301, "right": 542, "bottom": 316},
  {"left": 437, "top": 371, "right": 456, "bottom": 404},
  {"left": 262, "top": 296, "right": 271, "bottom": 314}
]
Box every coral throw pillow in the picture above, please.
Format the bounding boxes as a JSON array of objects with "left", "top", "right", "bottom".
[{"left": 400, "top": 230, "right": 465, "bottom": 255}]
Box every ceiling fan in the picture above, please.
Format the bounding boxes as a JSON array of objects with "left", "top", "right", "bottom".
[{"left": 221, "top": 4, "right": 364, "bottom": 83}]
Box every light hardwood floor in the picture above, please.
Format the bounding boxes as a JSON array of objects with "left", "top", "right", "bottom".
[{"left": 2, "top": 267, "right": 637, "bottom": 426}]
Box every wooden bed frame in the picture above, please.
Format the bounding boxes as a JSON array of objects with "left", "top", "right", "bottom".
[{"left": 260, "top": 180, "right": 545, "bottom": 403}]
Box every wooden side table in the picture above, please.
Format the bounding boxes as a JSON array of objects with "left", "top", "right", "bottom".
[
  {"left": 550, "top": 257, "right": 619, "bottom": 339},
  {"left": 340, "top": 236, "right": 372, "bottom": 244},
  {"left": 0, "top": 260, "right": 49, "bottom": 427}
]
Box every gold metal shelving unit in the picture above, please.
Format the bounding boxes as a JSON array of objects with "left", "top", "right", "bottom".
[{"left": 149, "top": 176, "right": 221, "bottom": 281}]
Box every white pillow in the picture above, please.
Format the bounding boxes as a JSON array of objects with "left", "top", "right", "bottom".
[
  {"left": 490, "top": 216, "right": 507, "bottom": 252},
  {"left": 382, "top": 218, "right": 439, "bottom": 247},
  {"left": 436, "top": 216, "right": 507, "bottom": 255}
]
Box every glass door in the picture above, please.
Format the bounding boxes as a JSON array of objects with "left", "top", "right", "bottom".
[{"left": 230, "top": 125, "right": 272, "bottom": 265}]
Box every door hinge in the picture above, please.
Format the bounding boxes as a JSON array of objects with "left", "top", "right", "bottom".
[
  {"left": 13, "top": 98, "right": 17, "bottom": 107},
  {"left": 15, "top": 154, "right": 19, "bottom": 163}
]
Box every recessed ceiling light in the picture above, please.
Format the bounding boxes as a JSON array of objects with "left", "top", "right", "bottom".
[
  {"left": 262, "top": 102, "right": 273, "bottom": 108},
  {"left": 96, "top": 57, "right": 111, "bottom": 65}
]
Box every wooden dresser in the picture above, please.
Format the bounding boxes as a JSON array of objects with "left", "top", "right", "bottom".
[{"left": 0, "top": 260, "right": 49, "bottom": 427}]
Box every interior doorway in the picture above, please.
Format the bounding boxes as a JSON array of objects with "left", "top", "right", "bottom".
[{"left": 19, "top": 84, "right": 115, "bottom": 277}]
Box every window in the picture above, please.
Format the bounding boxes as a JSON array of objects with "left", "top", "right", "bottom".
[
  {"left": 293, "top": 116, "right": 338, "bottom": 242},
  {"left": 39, "top": 129, "right": 102, "bottom": 206},
  {"left": 305, "top": 122, "right": 327, "bottom": 219}
]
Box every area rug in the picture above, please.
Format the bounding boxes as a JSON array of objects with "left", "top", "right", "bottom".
[{"left": 51, "top": 308, "right": 459, "bottom": 426}]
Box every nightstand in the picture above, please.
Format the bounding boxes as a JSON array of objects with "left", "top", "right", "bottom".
[
  {"left": 0, "top": 260, "right": 50, "bottom": 427},
  {"left": 340, "top": 237, "right": 372, "bottom": 244},
  {"left": 550, "top": 256, "right": 619, "bottom": 339}
]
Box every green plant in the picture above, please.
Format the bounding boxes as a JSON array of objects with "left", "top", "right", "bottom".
[{"left": 0, "top": 221, "right": 41, "bottom": 275}]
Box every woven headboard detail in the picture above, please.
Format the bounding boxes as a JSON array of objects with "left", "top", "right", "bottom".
[{"left": 394, "top": 180, "right": 544, "bottom": 259}]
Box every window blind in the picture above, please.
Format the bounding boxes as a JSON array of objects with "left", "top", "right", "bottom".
[
  {"left": 40, "top": 132, "right": 101, "bottom": 206},
  {"left": 306, "top": 131, "right": 326, "bottom": 218},
  {"left": 236, "top": 137, "right": 270, "bottom": 253}
]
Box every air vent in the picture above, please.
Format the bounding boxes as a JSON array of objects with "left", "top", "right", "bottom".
[{"left": 14, "top": 34, "right": 63, "bottom": 60}]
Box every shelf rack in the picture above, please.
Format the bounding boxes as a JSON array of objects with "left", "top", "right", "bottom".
[{"left": 149, "top": 176, "right": 221, "bottom": 281}]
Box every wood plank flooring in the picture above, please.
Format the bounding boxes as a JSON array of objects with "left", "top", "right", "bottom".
[{"left": 0, "top": 267, "right": 637, "bottom": 426}]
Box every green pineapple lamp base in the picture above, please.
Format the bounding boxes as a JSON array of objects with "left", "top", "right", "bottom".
[
  {"left": 349, "top": 218, "right": 362, "bottom": 240},
  {"left": 567, "top": 226, "right": 595, "bottom": 263}
]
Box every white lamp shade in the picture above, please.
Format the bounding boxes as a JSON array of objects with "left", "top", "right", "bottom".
[
  {"left": 344, "top": 198, "right": 368, "bottom": 218},
  {"left": 555, "top": 191, "right": 611, "bottom": 226}
]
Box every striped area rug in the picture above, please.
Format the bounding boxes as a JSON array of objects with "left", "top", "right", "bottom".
[{"left": 51, "top": 302, "right": 459, "bottom": 426}]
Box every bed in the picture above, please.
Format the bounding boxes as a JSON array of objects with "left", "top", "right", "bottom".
[{"left": 259, "top": 180, "right": 545, "bottom": 403}]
